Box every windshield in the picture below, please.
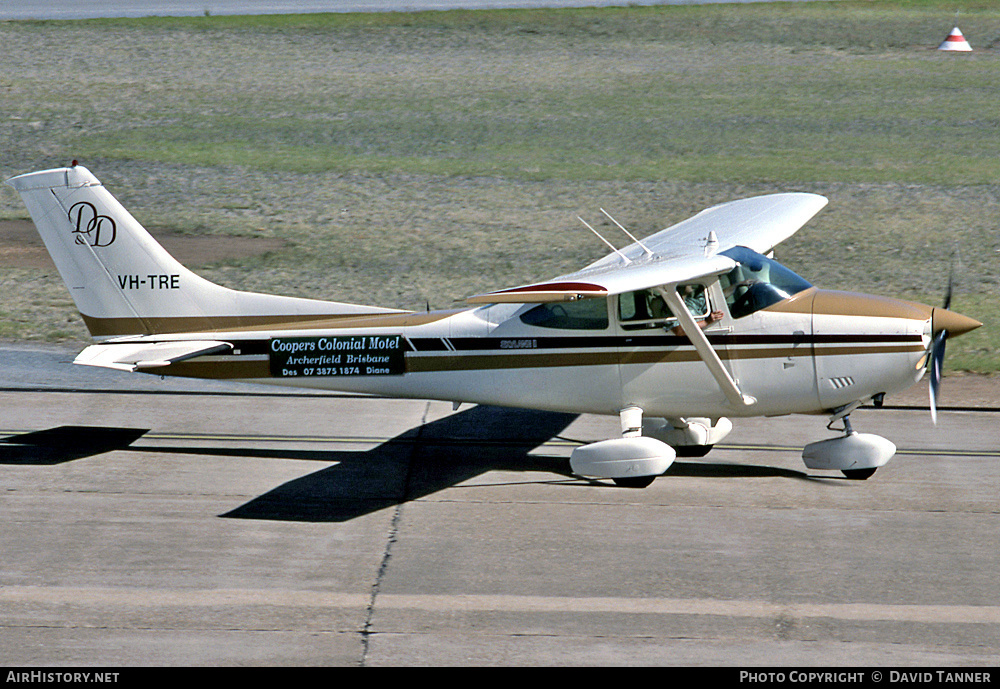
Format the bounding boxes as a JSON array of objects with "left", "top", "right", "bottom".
[{"left": 719, "top": 247, "right": 812, "bottom": 319}]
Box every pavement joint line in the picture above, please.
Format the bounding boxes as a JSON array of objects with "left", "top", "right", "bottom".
[
  {"left": 2, "top": 586, "right": 999, "bottom": 625},
  {"left": 361, "top": 399, "right": 432, "bottom": 666}
]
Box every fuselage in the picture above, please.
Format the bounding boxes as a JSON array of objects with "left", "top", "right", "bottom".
[{"left": 130, "top": 283, "right": 954, "bottom": 420}]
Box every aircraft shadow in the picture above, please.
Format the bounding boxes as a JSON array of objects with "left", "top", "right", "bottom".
[
  {"left": 149, "top": 405, "right": 580, "bottom": 523},
  {"left": 667, "top": 460, "right": 812, "bottom": 480},
  {"left": 0, "top": 425, "right": 149, "bottom": 465},
  {"left": 0, "top": 419, "right": 816, "bottom": 516},
  {"left": 133, "top": 405, "right": 821, "bottom": 522}
]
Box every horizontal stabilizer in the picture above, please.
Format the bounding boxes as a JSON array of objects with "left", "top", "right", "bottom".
[{"left": 74, "top": 340, "right": 232, "bottom": 372}]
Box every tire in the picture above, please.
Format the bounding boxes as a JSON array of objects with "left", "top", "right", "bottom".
[
  {"left": 842, "top": 468, "right": 877, "bottom": 480},
  {"left": 613, "top": 475, "right": 656, "bottom": 488},
  {"left": 674, "top": 444, "right": 714, "bottom": 458}
]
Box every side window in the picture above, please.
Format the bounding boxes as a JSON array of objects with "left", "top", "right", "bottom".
[
  {"left": 519, "top": 298, "right": 609, "bottom": 330},
  {"left": 619, "top": 284, "right": 708, "bottom": 330},
  {"left": 619, "top": 289, "right": 672, "bottom": 327}
]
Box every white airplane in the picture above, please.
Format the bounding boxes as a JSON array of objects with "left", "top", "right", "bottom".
[{"left": 6, "top": 164, "right": 982, "bottom": 487}]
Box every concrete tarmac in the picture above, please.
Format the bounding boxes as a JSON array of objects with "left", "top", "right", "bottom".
[
  {"left": 1, "top": 345, "right": 998, "bottom": 666},
  {"left": 2, "top": 0, "right": 813, "bottom": 22}
]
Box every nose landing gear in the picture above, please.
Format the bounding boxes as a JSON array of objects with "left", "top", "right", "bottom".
[{"left": 802, "top": 406, "right": 896, "bottom": 480}]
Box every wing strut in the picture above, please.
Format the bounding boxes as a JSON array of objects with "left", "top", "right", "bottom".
[{"left": 657, "top": 287, "right": 756, "bottom": 409}]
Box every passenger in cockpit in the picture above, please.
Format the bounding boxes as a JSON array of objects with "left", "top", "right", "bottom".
[{"left": 672, "top": 283, "right": 724, "bottom": 335}]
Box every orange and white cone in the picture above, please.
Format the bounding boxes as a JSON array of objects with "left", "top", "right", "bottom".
[{"left": 938, "top": 26, "right": 972, "bottom": 52}]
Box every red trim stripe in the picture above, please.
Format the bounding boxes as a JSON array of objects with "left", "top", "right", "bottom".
[{"left": 493, "top": 282, "right": 607, "bottom": 295}]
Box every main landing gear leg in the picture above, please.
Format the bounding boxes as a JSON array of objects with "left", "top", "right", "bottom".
[
  {"left": 568, "top": 406, "right": 676, "bottom": 488},
  {"left": 613, "top": 407, "right": 657, "bottom": 487}
]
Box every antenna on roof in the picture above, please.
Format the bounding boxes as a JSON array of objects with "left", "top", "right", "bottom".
[
  {"left": 704, "top": 230, "right": 719, "bottom": 257},
  {"left": 578, "top": 216, "right": 631, "bottom": 264},
  {"left": 600, "top": 208, "right": 653, "bottom": 257}
]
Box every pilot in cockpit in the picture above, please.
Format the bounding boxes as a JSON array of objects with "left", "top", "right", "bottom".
[
  {"left": 722, "top": 255, "right": 767, "bottom": 297},
  {"left": 718, "top": 246, "right": 813, "bottom": 319}
]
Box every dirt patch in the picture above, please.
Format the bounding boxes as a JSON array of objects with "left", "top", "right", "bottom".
[
  {"left": 888, "top": 372, "right": 1000, "bottom": 410},
  {"left": 0, "top": 220, "right": 288, "bottom": 269}
]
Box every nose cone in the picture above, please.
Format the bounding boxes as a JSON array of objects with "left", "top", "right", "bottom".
[{"left": 932, "top": 307, "right": 982, "bottom": 338}]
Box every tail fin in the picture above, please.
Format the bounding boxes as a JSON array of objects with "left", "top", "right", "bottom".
[{"left": 6, "top": 165, "right": 403, "bottom": 340}]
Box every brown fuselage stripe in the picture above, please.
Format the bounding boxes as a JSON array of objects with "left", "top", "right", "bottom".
[
  {"left": 407, "top": 345, "right": 923, "bottom": 372},
  {"left": 81, "top": 310, "right": 454, "bottom": 338},
  {"left": 165, "top": 360, "right": 271, "bottom": 379},
  {"left": 621, "top": 344, "right": 923, "bottom": 367},
  {"left": 158, "top": 343, "right": 924, "bottom": 379}
]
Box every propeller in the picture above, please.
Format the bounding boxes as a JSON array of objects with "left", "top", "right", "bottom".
[
  {"left": 942, "top": 260, "right": 953, "bottom": 311},
  {"left": 928, "top": 329, "right": 947, "bottom": 424},
  {"left": 928, "top": 258, "right": 955, "bottom": 425}
]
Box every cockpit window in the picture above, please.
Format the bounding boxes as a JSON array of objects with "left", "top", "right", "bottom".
[
  {"left": 520, "top": 297, "right": 609, "bottom": 330},
  {"left": 720, "top": 246, "right": 812, "bottom": 319},
  {"left": 619, "top": 283, "right": 709, "bottom": 330}
]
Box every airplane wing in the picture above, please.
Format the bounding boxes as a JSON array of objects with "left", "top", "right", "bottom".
[
  {"left": 467, "top": 253, "right": 735, "bottom": 304},
  {"left": 74, "top": 340, "right": 232, "bottom": 372},
  {"left": 584, "top": 192, "right": 828, "bottom": 271},
  {"left": 468, "top": 193, "right": 827, "bottom": 304}
]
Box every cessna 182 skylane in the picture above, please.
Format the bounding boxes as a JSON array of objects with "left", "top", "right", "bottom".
[{"left": 7, "top": 165, "right": 982, "bottom": 487}]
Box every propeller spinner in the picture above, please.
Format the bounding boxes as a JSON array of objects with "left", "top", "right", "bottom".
[{"left": 927, "top": 302, "right": 982, "bottom": 423}]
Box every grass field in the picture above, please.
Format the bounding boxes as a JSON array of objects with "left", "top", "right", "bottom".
[{"left": 1, "top": 1, "right": 997, "bottom": 372}]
